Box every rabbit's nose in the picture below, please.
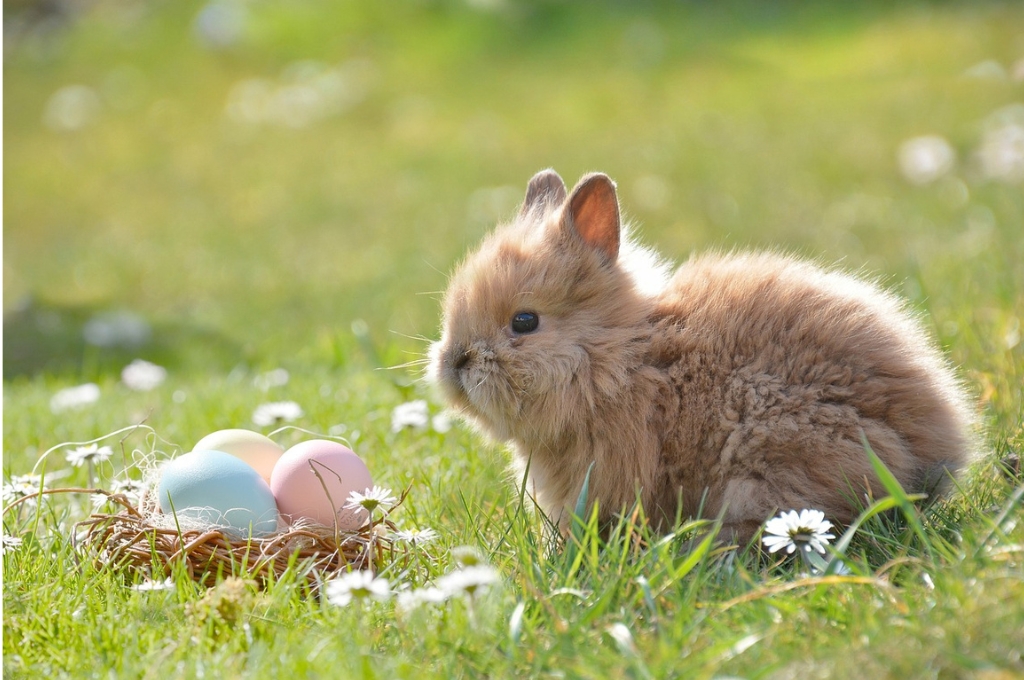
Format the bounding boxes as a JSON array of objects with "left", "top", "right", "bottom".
[{"left": 451, "top": 347, "right": 472, "bottom": 370}]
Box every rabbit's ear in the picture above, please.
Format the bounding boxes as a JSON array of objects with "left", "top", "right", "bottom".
[
  {"left": 520, "top": 169, "right": 567, "bottom": 218},
  {"left": 564, "top": 173, "right": 620, "bottom": 261}
]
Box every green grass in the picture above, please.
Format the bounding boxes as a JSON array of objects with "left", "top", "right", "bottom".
[{"left": 4, "top": 1, "right": 1024, "bottom": 677}]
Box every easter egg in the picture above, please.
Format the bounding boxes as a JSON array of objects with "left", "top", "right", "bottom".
[
  {"left": 158, "top": 450, "right": 280, "bottom": 538},
  {"left": 192, "top": 429, "right": 284, "bottom": 483},
  {"left": 270, "top": 440, "right": 373, "bottom": 529}
]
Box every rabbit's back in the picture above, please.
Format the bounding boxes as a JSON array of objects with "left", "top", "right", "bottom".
[{"left": 645, "top": 251, "right": 974, "bottom": 536}]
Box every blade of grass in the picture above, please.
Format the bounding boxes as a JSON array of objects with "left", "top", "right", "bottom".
[
  {"left": 654, "top": 529, "right": 716, "bottom": 598},
  {"left": 973, "top": 480, "right": 1024, "bottom": 558},
  {"left": 862, "top": 432, "right": 934, "bottom": 561},
  {"left": 573, "top": 461, "right": 596, "bottom": 524}
]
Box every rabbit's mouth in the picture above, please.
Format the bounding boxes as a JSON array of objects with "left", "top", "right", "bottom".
[
  {"left": 430, "top": 340, "right": 514, "bottom": 433},
  {"left": 438, "top": 343, "right": 489, "bottom": 403},
  {"left": 429, "top": 339, "right": 478, "bottom": 405}
]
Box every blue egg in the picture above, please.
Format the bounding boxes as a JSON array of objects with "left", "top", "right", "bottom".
[{"left": 158, "top": 449, "right": 279, "bottom": 538}]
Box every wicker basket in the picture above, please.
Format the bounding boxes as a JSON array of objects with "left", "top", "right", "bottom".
[{"left": 52, "top": 489, "right": 403, "bottom": 588}]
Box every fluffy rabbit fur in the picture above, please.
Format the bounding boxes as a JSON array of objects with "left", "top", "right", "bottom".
[{"left": 429, "top": 169, "right": 975, "bottom": 541}]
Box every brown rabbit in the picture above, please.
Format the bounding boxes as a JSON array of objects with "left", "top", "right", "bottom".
[{"left": 429, "top": 169, "right": 975, "bottom": 542}]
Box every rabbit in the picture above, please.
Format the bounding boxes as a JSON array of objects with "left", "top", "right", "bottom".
[{"left": 428, "top": 169, "right": 976, "bottom": 543}]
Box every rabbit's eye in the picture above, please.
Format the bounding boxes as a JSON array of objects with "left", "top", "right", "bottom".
[{"left": 511, "top": 311, "right": 540, "bottom": 334}]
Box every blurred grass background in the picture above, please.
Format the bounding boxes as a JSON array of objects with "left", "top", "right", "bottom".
[
  {"left": 5, "top": 0, "right": 1022, "bottom": 382},
  {"left": 4, "top": 3, "right": 1024, "bottom": 677}
]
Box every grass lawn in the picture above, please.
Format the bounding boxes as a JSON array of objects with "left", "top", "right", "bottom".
[{"left": 4, "top": 1, "right": 1023, "bottom": 677}]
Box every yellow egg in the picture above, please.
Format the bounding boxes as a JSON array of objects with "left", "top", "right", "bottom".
[{"left": 192, "top": 429, "right": 284, "bottom": 483}]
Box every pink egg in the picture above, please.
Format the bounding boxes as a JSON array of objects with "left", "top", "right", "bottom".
[{"left": 270, "top": 440, "right": 373, "bottom": 529}]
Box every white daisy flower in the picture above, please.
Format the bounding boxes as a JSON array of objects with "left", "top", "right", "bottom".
[
  {"left": 437, "top": 564, "right": 500, "bottom": 599},
  {"left": 65, "top": 444, "right": 114, "bottom": 468},
  {"left": 391, "top": 400, "right": 429, "bottom": 432},
  {"left": 121, "top": 359, "right": 167, "bottom": 391},
  {"left": 762, "top": 509, "right": 835, "bottom": 555},
  {"left": 253, "top": 368, "right": 290, "bottom": 391},
  {"left": 979, "top": 120, "right": 1024, "bottom": 183},
  {"left": 131, "top": 577, "right": 176, "bottom": 592},
  {"left": 343, "top": 486, "right": 398, "bottom": 518},
  {"left": 2, "top": 534, "right": 24, "bottom": 556},
  {"left": 451, "top": 545, "right": 485, "bottom": 567},
  {"left": 2, "top": 474, "right": 46, "bottom": 507},
  {"left": 252, "top": 401, "right": 304, "bottom": 427},
  {"left": 897, "top": 135, "right": 955, "bottom": 185},
  {"left": 605, "top": 623, "right": 638, "bottom": 655},
  {"left": 392, "top": 526, "right": 439, "bottom": 546},
  {"left": 112, "top": 477, "right": 148, "bottom": 498},
  {"left": 94, "top": 478, "right": 148, "bottom": 510},
  {"left": 826, "top": 560, "right": 853, "bottom": 576},
  {"left": 396, "top": 586, "right": 449, "bottom": 612},
  {"left": 430, "top": 413, "right": 453, "bottom": 434},
  {"left": 49, "top": 383, "right": 100, "bottom": 413},
  {"left": 325, "top": 570, "right": 391, "bottom": 607},
  {"left": 43, "top": 84, "right": 102, "bottom": 132}
]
